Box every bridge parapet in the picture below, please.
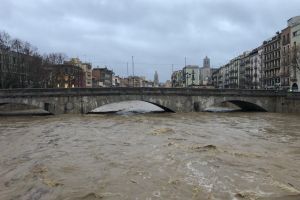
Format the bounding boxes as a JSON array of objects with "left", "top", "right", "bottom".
[{"left": 0, "top": 88, "right": 289, "bottom": 98}]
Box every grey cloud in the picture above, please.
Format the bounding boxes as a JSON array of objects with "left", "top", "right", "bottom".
[{"left": 1, "top": 0, "right": 300, "bottom": 81}]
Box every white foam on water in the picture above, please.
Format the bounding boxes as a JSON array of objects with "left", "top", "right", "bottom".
[
  {"left": 204, "top": 106, "right": 241, "bottom": 112},
  {"left": 185, "top": 161, "right": 215, "bottom": 192},
  {"left": 92, "top": 100, "right": 164, "bottom": 113}
]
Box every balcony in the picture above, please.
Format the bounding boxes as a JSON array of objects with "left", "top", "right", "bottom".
[
  {"left": 229, "top": 76, "right": 238, "bottom": 80},
  {"left": 279, "top": 71, "right": 290, "bottom": 77},
  {"left": 290, "top": 77, "right": 297, "bottom": 82}
]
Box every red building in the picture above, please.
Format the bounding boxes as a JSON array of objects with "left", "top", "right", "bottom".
[{"left": 92, "top": 67, "right": 113, "bottom": 87}]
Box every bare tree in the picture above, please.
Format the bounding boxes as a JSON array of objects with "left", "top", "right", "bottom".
[
  {"left": 44, "top": 53, "right": 67, "bottom": 65},
  {"left": 22, "top": 42, "right": 38, "bottom": 56},
  {"left": 0, "top": 31, "right": 12, "bottom": 88},
  {"left": 0, "top": 31, "right": 45, "bottom": 88},
  {"left": 10, "top": 39, "right": 24, "bottom": 52},
  {"left": 0, "top": 31, "right": 11, "bottom": 50},
  {"left": 0, "top": 30, "right": 71, "bottom": 88}
]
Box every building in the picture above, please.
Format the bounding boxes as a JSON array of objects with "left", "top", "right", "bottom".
[
  {"left": 112, "top": 75, "right": 121, "bottom": 87},
  {"left": 81, "top": 63, "right": 92, "bottom": 88},
  {"left": 163, "top": 80, "right": 172, "bottom": 88},
  {"left": 262, "top": 32, "right": 281, "bottom": 89},
  {"left": 182, "top": 65, "right": 200, "bottom": 87},
  {"left": 211, "top": 51, "right": 262, "bottom": 90},
  {"left": 229, "top": 56, "right": 241, "bottom": 88},
  {"left": 0, "top": 49, "right": 29, "bottom": 89},
  {"left": 203, "top": 56, "right": 210, "bottom": 68},
  {"left": 143, "top": 79, "right": 154, "bottom": 87},
  {"left": 212, "top": 68, "right": 220, "bottom": 88},
  {"left": 243, "top": 52, "right": 252, "bottom": 89},
  {"left": 280, "top": 26, "right": 291, "bottom": 90},
  {"left": 171, "top": 58, "right": 211, "bottom": 88},
  {"left": 248, "top": 47, "right": 263, "bottom": 89},
  {"left": 212, "top": 66, "right": 226, "bottom": 89},
  {"left": 125, "top": 76, "right": 153, "bottom": 87},
  {"left": 171, "top": 70, "right": 183, "bottom": 87},
  {"left": 65, "top": 58, "right": 92, "bottom": 88},
  {"left": 289, "top": 16, "right": 300, "bottom": 91},
  {"left": 128, "top": 76, "right": 140, "bottom": 87},
  {"left": 154, "top": 71, "right": 159, "bottom": 87},
  {"left": 223, "top": 63, "right": 229, "bottom": 88},
  {"left": 211, "top": 17, "right": 300, "bottom": 91},
  {"left": 48, "top": 64, "right": 84, "bottom": 88},
  {"left": 92, "top": 67, "right": 113, "bottom": 87},
  {"left": 219, "top": 66, "right": 226, "bottom": 88},
  {"left": 120, "top": 77, "right": 130, "bottom": 87},
  {"left": 0, "top": 49, "right": 49, "bottom": 89},
  {"left": 200, "top": 56, "right": 212, "bottom": 85}
]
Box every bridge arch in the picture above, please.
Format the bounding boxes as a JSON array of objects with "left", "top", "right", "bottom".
[
  {"left": 224, "top": 100, "right": 267, "bottom": 112},
  {"left": 83, "top": 96, "right": 175, "bottom": 114},
  {"left": 0, "top": 99, "right": 54, "bottom": 115},
  {"left": 208, "top": 96, "right": 270, "bottom": 112},
  {"left": 86, "top": 100, "right": 175, "bottom": 114},
  {"left": 143, "top": 101, "right": 175, "bottom": 112}
]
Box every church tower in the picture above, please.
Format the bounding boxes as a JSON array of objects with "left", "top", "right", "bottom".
[
  {"left": 154, "top": 71, "right": 159, "bottom": 87},
  {"left": 203, "top": 56, "right": 210, "bottom": 68}
]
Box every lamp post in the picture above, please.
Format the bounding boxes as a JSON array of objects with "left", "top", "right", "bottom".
[
  {"left": 184, "top": 72, "right": 191, "bottom": 88},
  {"left": 191, "top": 69, "right": 195, "bottom": 86}
]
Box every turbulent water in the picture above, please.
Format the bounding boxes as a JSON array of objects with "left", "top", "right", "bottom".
[{"left": 0, "top": 111, "right": 300, "bottom": 200}]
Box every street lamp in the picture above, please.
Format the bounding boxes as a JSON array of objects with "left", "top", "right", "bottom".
[
  {"left": 191, "top": 70, "right": 195, "bottom": 86},
  {"left": 184, "top": 72, "right": 191, "bottom": 88}
]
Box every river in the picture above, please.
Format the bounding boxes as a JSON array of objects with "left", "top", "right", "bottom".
[{"left": 0, "top": 109, "right": 300, "bottom": 199}]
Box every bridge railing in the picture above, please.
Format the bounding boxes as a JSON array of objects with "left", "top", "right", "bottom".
[{"left": 0, "top": 87, "right": 290, "bottom": 98}]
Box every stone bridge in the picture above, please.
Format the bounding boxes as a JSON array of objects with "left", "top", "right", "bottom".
[{"left": 0, "top": 88, "right": 300, "bottom": 114}]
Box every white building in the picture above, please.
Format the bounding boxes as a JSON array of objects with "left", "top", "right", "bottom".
[
  {"left": 112, "top": 76, "right": 121, "bottom": 87},
  {"left": 183, "top": 65, "right": 200, "bottom": 87}
]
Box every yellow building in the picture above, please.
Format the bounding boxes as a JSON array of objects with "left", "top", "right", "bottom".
[{"left": 66, "top": 58, "right": 92, "bottom": 88}]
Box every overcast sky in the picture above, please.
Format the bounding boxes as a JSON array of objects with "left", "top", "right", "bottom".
[{"left": 1, "top": 0, "right": 299, "bottom": 81}]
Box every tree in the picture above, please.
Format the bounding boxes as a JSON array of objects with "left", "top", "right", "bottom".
[
  {"left": 0, "top": 31, "right": 47, "bottom": 88},
  {"left": 0, "top": 31, "right": 11, "bottom": 50},
  {"left": 23, "top": 42, "right": 38, "bottom": 56},
  {"left": 0, "top": 30, "right": 70, "bottom": 89},
  {"left": 43, "top": 53, "right": 67, "bottom": 65},
  {"left": 0, "top": 31, "right": 12, "bottom": 88}
]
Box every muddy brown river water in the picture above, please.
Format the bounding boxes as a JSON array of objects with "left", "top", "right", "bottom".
[{"left": 0, "top": 112, "right": 300, "bottom": 200}]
